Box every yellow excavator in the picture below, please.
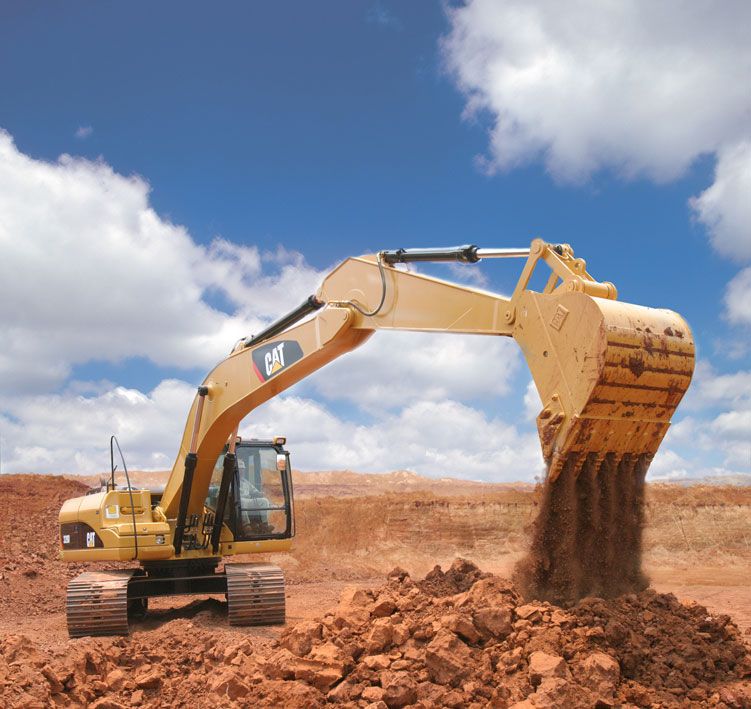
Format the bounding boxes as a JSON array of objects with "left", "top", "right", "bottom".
[{"left": 59, "top": 239, "right": 695, "bottom": 636}]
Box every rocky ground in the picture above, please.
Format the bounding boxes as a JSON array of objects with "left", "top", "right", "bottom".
[
  {"left": 2, "top": 559, "right": 751, "bottom": 708},
  {"left": 2, "top": 473, "right": 751, "bottom": 707}
]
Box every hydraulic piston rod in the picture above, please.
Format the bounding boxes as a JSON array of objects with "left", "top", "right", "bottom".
[{"left": 381, "top": 244, "right": 532, "bottom": 265}]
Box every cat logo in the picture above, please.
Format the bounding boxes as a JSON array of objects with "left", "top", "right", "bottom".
[{"left": 251, "top": 340, "right": 304, "bottom": 382}]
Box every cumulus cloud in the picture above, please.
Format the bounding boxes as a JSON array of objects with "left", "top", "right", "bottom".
[
  {"left": 75, "top": 125, "right": 93, "bottom": 140},
  {"left": 443, "top": 0, "right": 751, "bottom": 350},
  {"left": 442, "top": 0, "right": 751, "bottom": 183},
  {"left": 0, "top": 382, "right": 543, "bottom": 481},
  {"left": 304, "top": 330, "right": 522, "bottom": 412},
  {"left": 1, "top": 380, "right": 195, "bottom": 473},
  {"left": 0, "top": 131, "right": 324, "bottom": 394},
  {"left": 725, "top": 268, "right": 751, "bottom": 326},
  {"left": 690, "top": 141, "right": 751, "bottom": 262},
  {"left": 243, "top": 395, "right": 543, "bottom": 481},
  {"left": 663, "top": 363, "right": 751, "bottom": 475}
]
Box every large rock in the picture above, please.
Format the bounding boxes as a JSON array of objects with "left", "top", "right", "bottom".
[
  {"left": 473, "top": 606, "right": 513, "bottom": 640},
  {"left": 529, "top": 677, "right": 583, "bottom": 708},
  {"left": 578, "top": 652, "right": 620, "bottom": 695},
  {"left": 441, "top": 613, "right": 481, "bottom": 644},
  {"left": 425, "top": 629, "right": 472, "bottom": 686},
  {"left": 381, "top": 671, "right": 418, "bottom": 708},
  {"left": 527, "top": 651, "right": 570, "bottom": 687},
  {"left": 209, "top": 669, "right": 249, "bottom": 700},
  {"left": 365, "top": 618, "right": 394, "bottom": 653},
  {"left": 281, "top": 621, "right": 323, "bottom": 657},
  {"left": 335, "top": 586, "right": 373, "bottom": 628}
]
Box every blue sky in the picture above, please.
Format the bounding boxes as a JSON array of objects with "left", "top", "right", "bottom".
[{"left": 0, "top": 1, "right": 749, "bottom": 479}]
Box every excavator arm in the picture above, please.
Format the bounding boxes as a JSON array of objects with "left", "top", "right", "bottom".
[{"left": 160, "top": 238, "right": 694, "bottom": 562}]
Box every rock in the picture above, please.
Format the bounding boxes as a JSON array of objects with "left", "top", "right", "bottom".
[
  {"left": 425, "top": 629, "right": 472, "bottom": 686},
  {"left": 528, "top": 652, "right": 570, "bottom": 687},
  {"left": 549, "top": 609, "right": 572, "bottom": 626},
  {"left": 579, "top": 652, "right": 620, "bottom": 695},
  {"left": 366, "top": 618, "right": 394, "bottom": 653},
  {"left": 473, "top": 606, "right": 513, "bottom": 639},
  {"left": 441, "top": 613, "right": 481, "bottom": 644},
  {"left": 387, "top": 567, "right": 410, "bottom": 582},
  {"left": 134, "top": 668, "right": 161, "bottom": 689},
  {"left": 264, "top": 648, "right": 298, "bottom": 680},
  {"left": 391, "top": 622, "right": 410, "bottom": 646},
  {"left": 335, "top": 586, "right": 372, "bottom": 628},
  {"left": 89, "top": 699, "right": 127, "bottom": 709},
  {"left": 515, "top": 603, "right": 546, "bottom": 622},
  {"left": 530, "top": 677, "right": 582, "bottom": 708},
  {"left": 309, "top": 641, "right": 349, "bottom": 667},
  {"left": 210, "top": 670, "right": 249, "bottom": 700},
  {"left": 339, "top": 585, "right": 372, "bottom": 607},
  {"left": 41, "top": 666, "right": 64, "bottom": 693},
  {"left": 270, "top": 644, "right": 350, "bottom": 692},
  {"left": 104, "top": 668, "right": 125, "bottom": 691},
  {"left": 327, "top": 680, "right": 353, "bottom": 703},
  {"left": 363, "top": 654, "right": 391, "bottom": 671},
  {"left": 371, "top": 595, "right": 398, "bottom": 618},
  {"left": 130, "top": 689, "right": 144, "bottom": 706},
  {"left": 381, "top": 671, "right": 418, "bottom": 708},
  {"left": 364, "top": 702, "right": 389, "bottom": 709},
  {"left": 362, "top": 685, "right": 386, "bottom": 702}
]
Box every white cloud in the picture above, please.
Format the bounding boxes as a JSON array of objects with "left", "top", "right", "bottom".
[
  {"left": 725, "top": 267, "right": 751, "bottom": 326},
  {"left": 442, "top": 0, "right": 751, "bottom": 183},
  {"left": 523, "top": 379, "right": 541, "bottom": 421},
  {"left": 75, "top": 125, "right": 93, "bottom": 140},
  {"left": 664, "top": 362, "right": 751, "bottom": 474},
  {"left": 303, "top": 330, "right": 522, "bottom": 411},
  {"left": 1, "top": 380, "right": 195, "bottom": 473},
  {"left": 690, "top": 141, "right": 751, "bottom": 262},
  {"left": 443, "top": 0, "right": 751, "bottom": 347},
  {"left": 0, "top": 130, "right": 324, "bottom": 394},
  {"left": 245, "top": 395, "right": 544, "bottom": 481},
  {"left": 0, "top": 382, "right": 543, "bottom": 481}
]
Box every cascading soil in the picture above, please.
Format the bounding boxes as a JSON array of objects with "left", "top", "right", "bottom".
[{"left": 516, "top": 452, "right": 651, "bottom": 604}]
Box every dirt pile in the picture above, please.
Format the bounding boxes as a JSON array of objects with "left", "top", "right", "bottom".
[
  {"left": 0, "top": 474, "right": 93, "bottom": 617},
  {"left": 3, "top": 559, "right": 748, "bottom": 708},
  {"left": 269, "top": 558, "right": 749, "bottom": 708},
  {"left": 517, "top": 454, "right": 650, "bottom": 605}
]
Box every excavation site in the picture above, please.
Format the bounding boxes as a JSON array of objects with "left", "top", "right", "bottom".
[{"left": 2, "top": 472, "right": 751, "bottom": 708}]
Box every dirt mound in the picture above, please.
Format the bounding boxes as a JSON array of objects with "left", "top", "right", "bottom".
[
  {"left": 417, "top": 557, "right": 489, "bottom": 597},
  {"left": 517, "top": 454, "right": 650, "bottom": 605},
  {"left": 0, "top": 474, "right": 95, "bottom": 617},
  {"left": 3, "top": 560, "right": 748, "bottom": 708}
]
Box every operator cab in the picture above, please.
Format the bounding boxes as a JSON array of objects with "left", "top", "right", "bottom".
[{"left": 205, "top": 437, "right": 294, "bottom": 542}]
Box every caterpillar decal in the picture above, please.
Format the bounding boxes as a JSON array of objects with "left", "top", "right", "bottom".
[{"left": 251, "top": 340, "right": 304, "bottom": 382}]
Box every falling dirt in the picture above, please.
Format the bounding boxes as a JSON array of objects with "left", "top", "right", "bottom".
[{"left": 516, "top": 453, "right": 651, "bottom": 604}]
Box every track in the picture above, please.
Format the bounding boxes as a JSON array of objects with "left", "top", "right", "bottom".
[
  {"left": 66, "top": 569, "right": 137, "bottom": 638},
  {"left": 226, "top": 562, "right": 285, "bottom": 626}
]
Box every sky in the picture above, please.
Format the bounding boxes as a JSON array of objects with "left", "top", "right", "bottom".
[{"left": 0, "top": 1, "right": 749, "bottom": 481}]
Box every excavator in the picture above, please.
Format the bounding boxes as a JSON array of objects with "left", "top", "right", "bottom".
[{"left": 59, "top": 239, "right": 695, "bottom": 636}]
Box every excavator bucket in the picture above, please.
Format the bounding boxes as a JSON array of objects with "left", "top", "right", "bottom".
[{"left": 513, "top": 288, "right": 695, "bottom": 603}]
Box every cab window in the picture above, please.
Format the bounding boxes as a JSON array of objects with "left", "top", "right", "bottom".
[{"left": 234, "top": 446, "right": 290, "bottom": 539}]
